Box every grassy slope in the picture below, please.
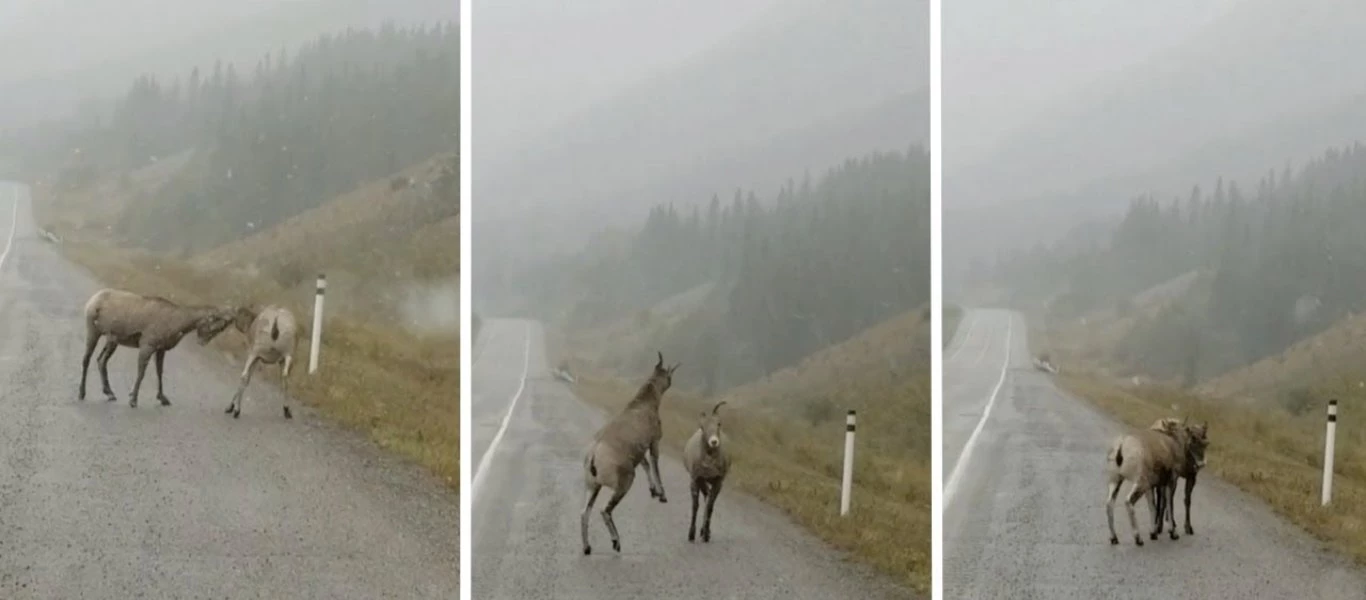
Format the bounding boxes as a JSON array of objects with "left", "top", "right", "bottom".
[
  {"left": 1042, "top": 283, "right": 1366, "bottom": 567},
  {"left": 36, "top": 148, "right": 195, "bottom": 244},
  {"left": 564, "top": 309, "right": 931, "bottom": 593},
  {"left": 1200, "top": 312, "right": 1366, "bottom": 405},
  {"left": 196, "top": 153, "right": 458, "bottom": 283},
  {"left": 31, "top": 159, "right": 459, "bottom": 491}
]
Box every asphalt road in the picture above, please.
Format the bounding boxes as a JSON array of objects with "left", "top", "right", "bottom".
[
  {"left": 0, "top": 183, "right": 459, "bottom": 598},
  {"left": 942, "top": 308, "right": 1366, "bottom": 599},
  {"left": 470, "top": 317, "right": 914, "bottom": 599}
]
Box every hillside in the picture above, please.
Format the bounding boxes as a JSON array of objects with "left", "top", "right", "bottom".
[
  {"left": 535, "top": 147, "right": 929, "bottom": 393},
  {"left": 1200, "top": 311, "right": 1366, "bottom": 410},
  {"left": 193, "top": 152, "right": 458, "bottom": 330},
  {"left": 196, "top": 153, "right": 457, "bottom": 276},
  {"left": 37, "top": 152, "right": 458, "bottom": 332},
  {"left": 721, "top": 307, "right": 930, "bottom": 445},
  {"left": 15, "top": 24, "right": 458, "bottom": 258}
]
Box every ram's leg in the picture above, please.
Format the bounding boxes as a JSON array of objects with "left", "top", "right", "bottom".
[
  {"left": 154, "top": 350, "right": 171, "bottom": 405},
  {"left": 229, "top": 355, "right": 259, "bottom": 418},
  {"left": 1106, "top": 479, "right": 1122, "bottom": 545},
  {"left": 79, "top": 331, "right": 100, "bottom": 400},
  {"left": 1125, "top": 484, "right": 1146, "bottom": 547},
  {"left": 281, "top": 355, "right": 294, "bottom": 419},
  {"left": 97, "top": 340, "right": 118, "bottom": 401},
  {"left": 128, "top": 347, "right": 153, "bottom": 407},
  {"left": 1184, "top": 475, "right": 1197, "bottom": 535}
]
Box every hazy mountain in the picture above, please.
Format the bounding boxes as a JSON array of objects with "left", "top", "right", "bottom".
[
  {"left": 474, "top": 0, "right": 927, "bottom": 296},
  {"left": 948, "top": 0, "right": 1366, "bottom": 278}
]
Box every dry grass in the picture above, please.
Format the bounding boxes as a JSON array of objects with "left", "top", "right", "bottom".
[
  {"left": 563, "top": 310, "right": 931, "bottom": 593},
  {"left": 56, "top": 241, "right": 460, "bottom": 490},
  {"left": 196, "top": 153, "right": 458, "bottom": 282}
]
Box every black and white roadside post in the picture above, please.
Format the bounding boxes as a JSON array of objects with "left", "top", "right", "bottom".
[
  {"left": 309, "top": 274, "right": 326, "bottom": 374},
  {"left": 1323, "top": 399, "right": 1338, "bottom": 506},
  {"left": 841, "top": 409, "right": 856, "bottom": 516}
]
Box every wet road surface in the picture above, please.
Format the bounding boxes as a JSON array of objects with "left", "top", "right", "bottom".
[
  {"left": 942, "top": 308, "right": 1366, "bottom": 599},
  {"left": 470, "top": 317, "right": 915, "bottom": 599},
  {"left": 0, "top": 183, "right": 459, "bottom": 598}
]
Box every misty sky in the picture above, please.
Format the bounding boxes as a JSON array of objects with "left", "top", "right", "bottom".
[
  {"left": 0, "top": 0, "right": 454, "bottom": 130},
  {"left": 0, "top": 1, "right": 277, "bottom": 83},
  {"left": 945, "top": 0, "right": 1237, "bottom": 173},
  {"left": 472, "top": 0, "right": 780, "bottom": 171}
]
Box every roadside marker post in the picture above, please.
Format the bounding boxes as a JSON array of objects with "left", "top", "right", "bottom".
[
  {"left": 841, "top": 410, "right": 856, "bottom": 516},
  {"left": 1323, "top": 399, "right": 1338, "bottom": 506},
  {"left": 309, "top": 274, "right": 326, "bottom": 374}
]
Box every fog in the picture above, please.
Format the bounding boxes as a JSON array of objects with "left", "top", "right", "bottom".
[
  {"left": 473, "top": 0, "right": 928, "bottom": 310},
  {"left": 952, "top": 0, "right": 1366, "bottom": 412},
  {"left": 945, "top": 0, "right": 1237, "bottom": 173},
  {"left": 0, "top": 0, "right": 453, "bottom": 130},
  {"left": 398, "top": 277, "right": 461, "bottom": 337},
  {"left": 946, "top": 0, "right": 1366, "bottom": 290},
  {"left": 473, "top": 0, "right": 782, "bottom": 173}
]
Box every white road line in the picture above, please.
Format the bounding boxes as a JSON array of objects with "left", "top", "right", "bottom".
[
  {"left": 471, "top": 322, "right": 532, "bottom": 504},
  {"left": 946, "top": 313, "right": 978, "bottom": 363},
  {"left": 0, "top": 187, "right": 20, "bottom": 272},
  {"left": 944, "top": 313, "right": 1014, "bottom": 506}
]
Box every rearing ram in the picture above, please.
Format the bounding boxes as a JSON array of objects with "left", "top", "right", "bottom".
[{"left": 580, "top": 351, "right": 679, "bottom": 555}]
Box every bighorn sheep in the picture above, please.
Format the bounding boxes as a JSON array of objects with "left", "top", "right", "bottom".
[
  {"left": 1104, "top": 427, "right": 1182, "bottom": 546},
  {"left": 78, "top": 288, "right": 237, "bottom": 407},
  {"left": 1147, "top": 417, "right": 1210, "bottom": 537},
  {"left": 684, "top": 400, "right": 730, "bottom": 543},
  {"left": 224, "top": 305, "right": 298, "bottom": 419},
  {"left": 580, "top": 351, "right": 679, "bottom": 555}
]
